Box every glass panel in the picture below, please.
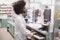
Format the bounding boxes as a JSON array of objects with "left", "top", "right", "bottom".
[
  {"left": 40, "top": 0, "right": 52, "bottom": 5},
  {"left": 35, "top": 0, "right": 40, "bottom": 3},
  {"left": 30, "top": 0, "right": 34, "bottom": 3}
]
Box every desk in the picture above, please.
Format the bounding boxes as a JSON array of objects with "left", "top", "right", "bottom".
[
  {"left": 27, "top": 23, "right": 42, "bottom": 30},
  {"left": 27, "top": 23, "right": 47, "bottom": 36}
]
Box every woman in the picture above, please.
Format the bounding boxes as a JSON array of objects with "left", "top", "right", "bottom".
[{"left": 12, "top": 1, "right": 33, "bottom": 40}]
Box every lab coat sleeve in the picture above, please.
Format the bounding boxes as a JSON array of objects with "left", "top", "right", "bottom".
[{"left": 16, "top": 17, "right": 32, "bottom": 37}]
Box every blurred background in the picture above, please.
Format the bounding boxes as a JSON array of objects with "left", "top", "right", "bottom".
[{"left": 0, "top": 0, "right": 60, "bottom": 40}]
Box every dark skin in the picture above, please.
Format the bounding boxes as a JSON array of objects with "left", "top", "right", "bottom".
[{"left": 22, "top": 7, "right": 27, "bottom": 17}]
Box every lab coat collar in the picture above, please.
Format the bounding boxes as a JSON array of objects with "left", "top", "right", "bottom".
[{"left": 19, "top": 14, "right": 23, "bottom": 17}]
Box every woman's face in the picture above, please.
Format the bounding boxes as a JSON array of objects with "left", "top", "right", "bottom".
[
  {"left": 22, "top": 7, "right": 27, "bottom": 17},
  {"left": 23, "top": 7, "right": 27, "bottom": 13}
]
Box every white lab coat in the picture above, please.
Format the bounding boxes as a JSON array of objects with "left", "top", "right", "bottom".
[
  {"left": 36, "top": 16, "right": 42, "bottom": 24},
  {"left": 12, "top": 11, "right": 32, "bottom": 40}
]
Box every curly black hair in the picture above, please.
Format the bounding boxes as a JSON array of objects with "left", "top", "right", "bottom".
[{"left": 13, "top": 1, "right": 26, "bottom": 15}]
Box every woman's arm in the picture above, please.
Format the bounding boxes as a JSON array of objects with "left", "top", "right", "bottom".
[{"left": 17, "top": 16, "right": 33, "bottom": 37}]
